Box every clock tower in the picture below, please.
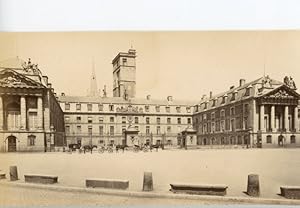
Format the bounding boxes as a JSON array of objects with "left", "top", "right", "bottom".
[{"left": 112, "top": 49, "right": 136, "bottom": 98}]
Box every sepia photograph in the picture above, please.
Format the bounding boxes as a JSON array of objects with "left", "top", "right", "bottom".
[{"left": 1, "top": 1, "right": 300, "bottom": 207}]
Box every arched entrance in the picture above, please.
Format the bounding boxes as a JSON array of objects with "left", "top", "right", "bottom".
[{"left": 7, "top": 136, "right": 17, "bottom": 152}]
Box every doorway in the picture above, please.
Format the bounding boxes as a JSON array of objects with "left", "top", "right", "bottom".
[{"left": 7, "top": 136, "right": 17, "bottom": 152}]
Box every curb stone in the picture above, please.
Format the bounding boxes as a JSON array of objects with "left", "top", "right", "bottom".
[{"left": 0, "top": 181, "right": 299, "bottom": 205}]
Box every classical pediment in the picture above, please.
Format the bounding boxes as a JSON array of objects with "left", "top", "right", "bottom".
[
  {"left": 0, "top": 69, "right": 44, "bottom": 89},
  {"left": 263, "top": 85, "right": 300, "bottom": 99}
]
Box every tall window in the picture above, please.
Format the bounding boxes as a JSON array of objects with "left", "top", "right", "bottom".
[
  {"left": 177, "top": 118, "right": 181, "bottom": 124},
  {"left": 76, "top": 103, "right": 81, "bottom": 111},
  {"left": 267, "top": 135, "right": 272, "bottom": 144},
  {"left": 9, "top": 112, "right": 20, "bottom": 130},
  {"left": 98, "top": 104, "right": 103, "bottom": 111},
  {"left": 166, "top": 106, "right": 170, "bottom": 113},
  {"left": 65, "top": 125, "right": 70, "bottom": 133},
  {"left": 87, "top": 104, "right": 92, "bottom": 111},
  {"left": 146, "top": 126, "right": 150, "bottom": 135},
  {"left": 122, "top": 117, "right": 126, "bottom": 124},
  {"left": 157, "top": 117, "right": 161, "bottom": 124},
  {"left": 230, "top": 107, "right": 235, "bottom": 116},
  {"left": 176, "top": 106, "right": 181, "bottom": 113},
  {"left": 167, "top": 118, "right": 171, "bottom": 124},
  {"left": 167, "top": 126, "right": 171, "bottom": 133},
  {"left": 99, "top": 117, "right": 104, "bottom": 123},
  {"left": 146, "top": 117, "right": 150, "bottom": 124},
  {"left": 28, "top": 112, "right": 37, "bottom": 129},
  {"left": 76, "top": 116, "right": 81, "bottom": 122},
  {"left": 88, "top": 117, "right": 93, "bottom": 123},
  {"left": 99, "top": 126, "right": 104, "bottom": 136},
  {"left": 110, "top": 126, "right": 114, "bottom": 135},
  {"left": 187, "top": 118, "right": 191, "bottom": 124},
  {"left": 65, "top": 103, "right": 70, "bottom": 110},
  {"left": 28, "top": 135, "right": 36, "bottom": 146},
  {"left": 110, "top": 117, "right": 114, "bottom": 123},
  {"left": 156, "top": 126, "right": 161, "bottom": 134},
  {"left": 134, "top": 117, "right": 139, "bottom": 124},
  {"left": 77, "top": 125, "right": 81, "bottom": 133},
  {"left": 88, "top": 126, "right": 92, "bottom": 136}
]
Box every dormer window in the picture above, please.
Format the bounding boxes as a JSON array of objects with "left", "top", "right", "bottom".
[
  {"left": 230, "top": 91, "right": 237, "bottom": 101},
  {"left": 221, "top": 94, "right": 227, "bottom": 104},
  {"left": 244, "top": 86, "right": 251, "bottom": 97},
  {"left": 204, "top": 102, "right": 207, "bottom": 110},
  {"left": 212, "top": 99, "right": 216, "bottom": 107}
]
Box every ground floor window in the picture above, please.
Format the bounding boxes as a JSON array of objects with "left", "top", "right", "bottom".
[
  {"left": 167, "top": 140, "right": 172, "bottom": 145},
  {"left": 28, "top": 135, "right": 36, "bottom": 146},
  {"left": 99, "top": 140, "right": 104, "bottom": 144},
  {"left": 291, "top": 135, "right": 296, "bottom": 144},
  {"left": 266, "top": 135, "right": 272, "bottom": 144}
]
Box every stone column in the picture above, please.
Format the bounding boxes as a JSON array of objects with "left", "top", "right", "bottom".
[
  {"left": 0, "top": 96, "right": 3, "bottom": 130},
  {"left": 270, "top": 105, "right": 275, "bottom": 132},
  {"left": 260, "top": 105, "right": 265, "bottom": 131},
  {"left": 294, "top": 106, "right": 299, "bottom": 131},
  {"left": 37, "top": 96, "right": 43, "bottom": 129},
  {"left": 284, "top": 106, "right": 289, "bottom": 131},
  {"left": 20, "top": 96, "right": 26, "bottom": 130}
]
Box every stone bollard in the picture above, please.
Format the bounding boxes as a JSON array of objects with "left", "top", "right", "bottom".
[
  {"left": 247, "top": 174, "right": 260, "bottom": 197},
  {"left": 143, "top": 172, "right": 153, "bottom": 191},
  {"left": 9, "top": 166, "right": 18, "bottom": 181}
]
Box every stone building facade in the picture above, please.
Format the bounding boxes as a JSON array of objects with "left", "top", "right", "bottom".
[
  {"left": 59, "top": 95, "right": 194, "bottom": 147},
  {"left": 193, "top": 76, "right": 300, "bottom": 148},
  {"left": 0, "top": 57, "right": 65, "bottom": 152}
]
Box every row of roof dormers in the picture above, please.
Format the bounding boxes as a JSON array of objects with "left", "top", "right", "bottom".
[
  {"left": 194, "top": 76, "right": 285, "bottom": 113},
  {"left": 0, "top": 57, "right": 60, "bottom": 99},
  {"left": 58, "top": 94, "right": 196, "bottom": 107}
]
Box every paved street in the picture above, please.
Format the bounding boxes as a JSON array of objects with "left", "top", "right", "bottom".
[
  {"left": 1, "top": 184, "right": 228, "bottom": 206},
  {"left": 0, "top": 148, "right": 299, "bottom": 200}
]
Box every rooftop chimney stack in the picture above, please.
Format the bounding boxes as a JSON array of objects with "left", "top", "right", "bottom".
[
  {"left": 209, "top": 91, "right": 213, "bottom": 99},
  {"left": 239, "top": 79, "right": 246, "bottom": 87},
  {"left": 146, "top": 95, "right": 151, "bottom": 100},
  {"left": 61, "top": 92, "right": 65, "bottom": 96}
]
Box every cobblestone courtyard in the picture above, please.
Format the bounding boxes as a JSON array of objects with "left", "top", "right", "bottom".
[{"left": 0, "top": 148, "right": 299, "bottom": 200}]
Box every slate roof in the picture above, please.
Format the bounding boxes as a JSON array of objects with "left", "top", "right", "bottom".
[
  {"left": 58, "top": 95, "right": 196, "bottom": 106},
  {"left": 195, "top": 76, "right": 285, "bottom": 112}
]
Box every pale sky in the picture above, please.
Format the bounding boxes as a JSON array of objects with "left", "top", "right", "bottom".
[{"left": 0, "top": 31, "right": 300, "bottom": 101}]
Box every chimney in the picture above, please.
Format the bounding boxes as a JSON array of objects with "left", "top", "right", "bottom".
[
  {"left": 239, "top": 79, "right": 246, "bottom": 87},
  {"left": 42, "top": 76, "right": 48, "bottom": 85},
  {"left": 230, "top": 85, "right": 235, "bottom": 90},
  {"left": 209, "top": 91, "right": 213, "bottom": 99},
  {"left": 167, "top": 96, "right": 173, "bottom": 102},
  {"left": 146, "top": 95, "right": 151, "bottom": 100},
  {"left": 61, "top": 92, "right": 65, "bottom": 96}
]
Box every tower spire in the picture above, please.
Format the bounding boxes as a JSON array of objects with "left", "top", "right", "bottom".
[{"left": 88, "top": 57, "right": 98, "bottom": 97}]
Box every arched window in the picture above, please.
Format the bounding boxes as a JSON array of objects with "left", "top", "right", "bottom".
[
  {"left": 266, "top": 135, "right": 272, "bottom": 144},
  {"left": 28, "top": 135, "right": 36, "bottom": 146}
]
